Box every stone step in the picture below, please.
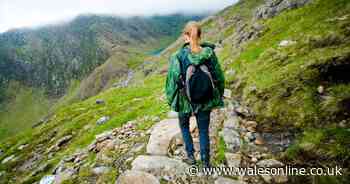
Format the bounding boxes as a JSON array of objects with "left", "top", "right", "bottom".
[
  {"left": 146, "top": 118, "right": 196, "bottom": 156},
  {"left": 116, "top": 170, "right": 159, "bottom": 184},
  {"left": 131, "top": 155, "right": 188, "bottom": 178}
]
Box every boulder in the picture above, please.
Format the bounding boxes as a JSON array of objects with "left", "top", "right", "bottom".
[
  {"left": 146, "top": 119, "right": 181, "bottom": 155},
  {"left": 255, "top": 0, "right": 311, "bottom": 19},
  {"left": 221, "top": 129, "right": 241, "bottom": 152},
  {"left": 116, "top": 170, "right": 159, "bottom": 184},
  {"left": 131, "top": 155, "right": 188, "bottom": 177}
]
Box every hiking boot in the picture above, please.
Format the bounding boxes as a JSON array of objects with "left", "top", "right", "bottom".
[{"left": 183, "top": 155, "right": 196, "bottom": 165}]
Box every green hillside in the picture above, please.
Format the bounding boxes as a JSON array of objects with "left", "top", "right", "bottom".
[
  {"left": 0, "top": 0, "right": 349, "bottom": 183},
  {"left": 0, "top": 14, "right": 201, "bottom": 140}
]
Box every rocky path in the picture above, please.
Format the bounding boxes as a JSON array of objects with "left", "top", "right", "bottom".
[
  {"left": 116, "top": 101, "right": 249, "bottom": 184},
  {"left": 39, "top": 93, "right": 291, "bottom": 184}
]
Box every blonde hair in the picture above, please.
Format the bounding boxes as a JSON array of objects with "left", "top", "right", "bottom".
[{"left": 183, "top": 21, "right": 202, "bottom": 53}]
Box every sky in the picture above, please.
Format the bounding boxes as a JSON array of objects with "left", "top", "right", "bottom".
[{"left": 0, "top": 0, "right": 235, "bottom": 33}]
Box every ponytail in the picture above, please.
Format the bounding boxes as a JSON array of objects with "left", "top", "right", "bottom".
[{"left": 183, "top": 21, "right": 202, "bottom": 53}]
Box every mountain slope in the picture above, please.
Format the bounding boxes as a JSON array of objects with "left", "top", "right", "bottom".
[
  {"left": 0, "top": 14, "right": 202, "bottom": 140},
  {"left": 0, "top": 14, "right": 201, "bottom": 96},
  {"left": 0, "top": 0, "right": 350, "bottom": 183}
]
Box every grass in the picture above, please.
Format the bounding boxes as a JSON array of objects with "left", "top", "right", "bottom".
[
  {"left": 210, "top": 0, "right": 350, "bottom": 177},
  {"left": 0, "top": 74, "right": 169, "bottom": 183},
  {"left": 219, "top": 0, "right": 350, "bottom": 128},
  {"left": 0, "top": 81, "right": 52, "bottom": 140}
]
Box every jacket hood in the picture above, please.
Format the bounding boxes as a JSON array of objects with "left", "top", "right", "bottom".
[
  {"left": 181, "top": 42, "right": 216, "bottom": 65},
  {"left": 181, "top": 42, "right": 216, "bottom": 49}
]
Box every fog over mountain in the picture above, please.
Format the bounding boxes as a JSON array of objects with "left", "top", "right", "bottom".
[{"left": 0, "top": 0, "right": 235, "bottom": 32}]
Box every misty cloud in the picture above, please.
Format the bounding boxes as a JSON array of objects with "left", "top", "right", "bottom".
[{"left": 0, "top": 0, "right": 235, "bottom": 32}]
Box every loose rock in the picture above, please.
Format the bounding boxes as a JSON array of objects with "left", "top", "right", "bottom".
[
  {"left": 92, "top": 166, "right": 111, "bottom": 175},
  {"left": 39, "top": 175, "right": 55, "bottom": 184},
  {"left": 96, "top": 116, "right": 110, "bottom": 125},
  {"left": 225, "top": 153, "right": 241, "bottom": 168},
  {"left": 224, "top": 89, "right": 232, "bottom": 98},
  {"left": 96, "top": 99, "right": 105, "bottom": 104},
  {"left": 1, "top": 155, "right": 16, "bottom": 164},
  {"left": 257, "top": 159, "right": 284, "bottom": 168}
]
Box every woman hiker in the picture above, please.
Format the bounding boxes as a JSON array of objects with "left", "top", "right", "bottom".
[{"left": 165, "top": 21, "right": 225, "bottom": 168}]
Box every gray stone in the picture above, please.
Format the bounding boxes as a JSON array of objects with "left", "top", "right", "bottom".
[
  {"left": 257, "top": 159, "right": 284, "bottom": 168},
  {"left": 274, "top": 174, "right": 289, "bottom": 183},
  {"left": 245, "top": 132, "right": 256, "bottom": 142},
  {"left": 224, "top": 89, "right": 232, "bottom": 98},
  {"left": 255, "top": 0, "right": 311, "bottom": 19},
  {"left": 116, "top": 170, "right": 159, "bottom": 184},
  {"left": 18, "top": 144, "right": 28, "bottom": 150},
  {"left": 96, "top": 116, "right": 110, "bottom": 125},
  {"left": 1, "top": 154, "right": 16, "bottom": 164},
  {"left": 225, "top": 153, "right": 241, "bottom": 168},
  {"left": 223, "top": 117, "right": 240, "bottom": 130},
  {"left": 146, "top": 119, "right": 181, "bottom": 155},
  {"left": 235, "top": 106, "right": 250, "bottom": 117},
  {"left": 96, "top": 99, "right": 105, "bottom": 104},
  {"left": 215, "top": 177, "right": 245, "bottom": 184},
  {"left": 261, "top": 174, "right": 273, "bottom": 183},
  {"left": 130, "top": 143, "right": 145, "bottom": 153},
  {"left": 225, "top": 70, "right": 236, "bottom": 78},
  {"left": 92, "top": 166, "right": 111, "bottom": 175},
  {"left": 279, "top": 40, "right": 296, "bottom": 47},
  {"left": 95, "top": 130, "right": 113, "bottom": 142},
  {"left": 131, "top": 155, "right": 188, "bottom": 177},
  {"left": 56, "top": 135, "right": 73, "bottom": 147},
  {"left": 39, "top": 175, "right": 55, "bottom": 184},
  {"left": 222, "top": 129, "right": 241, "bottom": 152},
  {"left": 55, "top": 168, "right": 76, "bottom": 183}
]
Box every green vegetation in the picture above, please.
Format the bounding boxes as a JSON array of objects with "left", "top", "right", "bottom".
[
  {"left": 0, "top": 81, "right": 52, "bottom": 139},
  {"left": 225, "top": 0, "right": 350, "bottom": 128},
  {"left": 1, "top": 0, "right": 350, "bottom": 182},
  {"left": 213, "top": 0, "right": 350, "bottom": 169},
  {"left": 0, "top": 74, "right": 168, "bottom": 182}
]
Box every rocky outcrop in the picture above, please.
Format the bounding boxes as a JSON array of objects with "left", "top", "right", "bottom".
[{"left": 255, "top": 0, "right": 311, "bottom": 19}]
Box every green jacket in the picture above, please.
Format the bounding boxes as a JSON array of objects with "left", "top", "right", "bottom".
[{"left": 165, "top": 42, "right": 225, "bottom": 114}]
